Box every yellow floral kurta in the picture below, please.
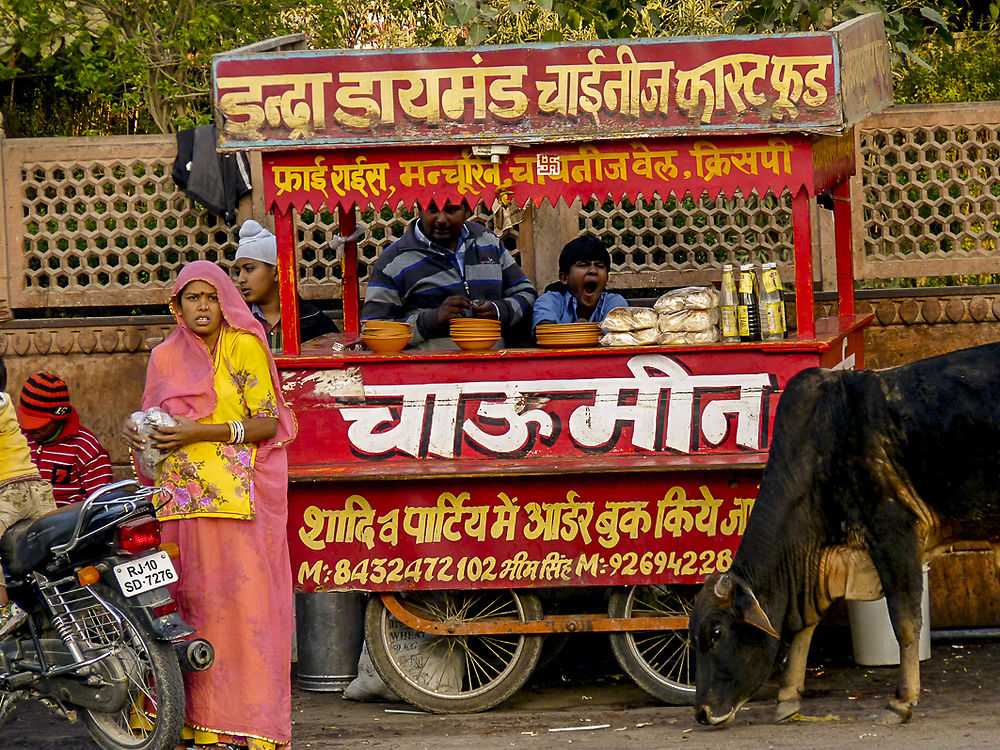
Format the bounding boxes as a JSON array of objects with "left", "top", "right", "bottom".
[{"left": 156, "top": 326, "right": 280, "bottom": 521}]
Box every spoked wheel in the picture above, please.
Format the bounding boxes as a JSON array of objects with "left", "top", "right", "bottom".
[
  {"left": 608, "top": 584, "right": 698, "bottom": 705},
  {"left": 365, "top": 589, "right": 543, "bottom": 713},
  {"left": 76, "top": 584, "right": 185, "bottom": 750}
]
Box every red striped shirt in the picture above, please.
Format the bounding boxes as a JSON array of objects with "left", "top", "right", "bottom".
[{"left": 26, "top": 420, "right": 113, "bottom": 507}]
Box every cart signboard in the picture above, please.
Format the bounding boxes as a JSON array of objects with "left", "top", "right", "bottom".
[
  {"left": 291, "top": 471, "right": 757, "bottom": 593},
  {"left": 263, "top": 134, "right": 820, "bottom": 213},
  {"left": 213, "top": 14, "right": 890, "bottom": 150}
]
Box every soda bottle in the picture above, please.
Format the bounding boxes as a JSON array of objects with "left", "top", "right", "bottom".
[
  {"left": 736, "top": 263, "right": 761, "bottom": 342},
  {"left": 719, "top": 264, "right": 740, "bottom": 343},
  {"left": 759, "top": 262, "right": 785, "bottom": 341}
]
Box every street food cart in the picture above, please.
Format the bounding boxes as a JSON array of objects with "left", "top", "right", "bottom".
[{"left": 212, "top": 14, "right": 891, "bottom": 712}]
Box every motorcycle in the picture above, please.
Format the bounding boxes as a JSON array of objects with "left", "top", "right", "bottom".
[{"left": 0, "top": 479, "right": 214, "bottom": 750}]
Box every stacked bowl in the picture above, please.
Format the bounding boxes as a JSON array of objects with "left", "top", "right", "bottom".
[
  {"left": 450, "top": 318, "right": 502, "bottom": 350},
  {"left": 535, "top": 322, "right": 602, "bottom": 348},
  {"left": 361, "top": 320, "right": 412, "bottom": 354}
]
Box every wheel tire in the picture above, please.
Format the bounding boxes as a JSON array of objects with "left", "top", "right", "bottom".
[
  {"left": 365, "top": 590, "right": 543, "bottom": 713},
  {"left": 76, "top": 584, "right": 185, "bottom": 750},
  {"left": 608, "top": 584, "right": 698, "bottom": 705}
]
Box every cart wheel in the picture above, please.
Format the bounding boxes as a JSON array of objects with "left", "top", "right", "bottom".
[
  {"left": 608, "top": 584, "right": 698, "bottom": 705},
  {"left": 365, "top": 589, "right": 544, "bottom": 713}
]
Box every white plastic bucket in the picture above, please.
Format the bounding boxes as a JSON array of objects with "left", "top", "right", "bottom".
[{"left": 847, "top": 565, "right": 930, "bottom": 666}]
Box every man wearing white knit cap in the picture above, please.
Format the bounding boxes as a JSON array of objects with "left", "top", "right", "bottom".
[{"left": 234, "top": 219, "right": 337, "bottom": 353}]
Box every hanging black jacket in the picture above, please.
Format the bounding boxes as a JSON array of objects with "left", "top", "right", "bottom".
[{"left": 172, "top": 125, "right": 252, "bottom": 225}]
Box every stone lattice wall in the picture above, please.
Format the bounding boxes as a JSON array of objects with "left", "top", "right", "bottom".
[
  {"left": 856, "top": 102, "right": 1000, "bottom": 281},
  {"left": 4, "top": 103, "right": 1000, "bottom": 456}
]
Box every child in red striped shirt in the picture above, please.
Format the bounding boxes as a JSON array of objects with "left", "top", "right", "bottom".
[{"left": 17, "top": 372, "right": 113, "bottom": 507}]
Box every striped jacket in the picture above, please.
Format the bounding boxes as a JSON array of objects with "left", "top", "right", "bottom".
[{"left": 361, "top": 220, "right": 537, "bottom": 344}]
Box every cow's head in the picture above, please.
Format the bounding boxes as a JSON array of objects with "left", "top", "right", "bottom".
[{"left": 690, "top": 572, "right": 781, "bottom": 727}]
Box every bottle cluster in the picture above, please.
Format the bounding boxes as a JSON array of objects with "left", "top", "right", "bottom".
[{"left": 719, "top": 262, "right": 786, "bottom": 342}]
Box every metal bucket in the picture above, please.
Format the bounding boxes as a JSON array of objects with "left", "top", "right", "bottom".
[{"left": 294, "top": 591, "right": 366, "bottom": 691}]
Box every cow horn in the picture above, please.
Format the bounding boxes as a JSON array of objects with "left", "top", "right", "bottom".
[
  {"left": 712, "top": 573, "right": 733, "bottom": 604},
  {"left": 739, "top": 586, "right": 780, "bottom": 640}
]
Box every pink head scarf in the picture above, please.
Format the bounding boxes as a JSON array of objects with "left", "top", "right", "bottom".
[{"left": 141, "top": 260, "right": 296, "bottom": 451}]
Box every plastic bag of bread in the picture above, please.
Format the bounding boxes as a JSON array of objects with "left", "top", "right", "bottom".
[
  {"left": 126, "top": 407, "right": 178, "bottom": 478},
  {"left": 601, "top": 306, "right": 659, "bottom": 332},
  {"left": 652, "top": 286, "right": 720, "bottom": 314},
  {"left": 657, "top": 328, "right": 721, "bottom": 345},
  {"left": 657, "top": 307, "right": 721, "bottom": 333},
  {"left": 600, "top": 327, "right": 660, "bottom": 347}
]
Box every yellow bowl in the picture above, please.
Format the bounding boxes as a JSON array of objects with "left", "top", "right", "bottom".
[
  {"left": 451, "top": 320, "right": 500, "bottom": 331},
  {"left": 361, "top": 330, "right": 412, "bottom": 339},
  {"left": 361, "top": 334, "right": 409, "bottom": 354},
  {"left": 452, "top": 337, "right": 499, "bottom": 351},
  {"left": 450, "top": 331, "right": 501, "bottom": 338},
  {"left": 536, "top": 323, "right": 601, "bottom": 333},
  {"left": 363, "top": 321, "right": 412, "bottom": 334}
]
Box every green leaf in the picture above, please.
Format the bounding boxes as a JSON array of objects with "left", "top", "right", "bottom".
[
  {"left": 541, "top": 28, "right": 563, "bottom": 41},
  {"left": 536, "top": 0, "right": 553, "bottom": 12},
  {"left": 920, "top": 7, "right": 953, "bottom": 45},
  {"left": 918, "top": 6, "right": 947, "bottom": 29},
  {"left": 896, "top": 41, "right": 933, "bottom": 72},
  {"left": 453, "top": 0, "right": 479, "bottom": 26},
  {"left": 467, "top": 22, "right": 487, "bottom": 45},
  {"left": 508, "top": 0, "right": 527, "bottom": 12}
]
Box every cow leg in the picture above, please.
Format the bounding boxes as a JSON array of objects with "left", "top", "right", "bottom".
[
  {"left": 775, "top": 623, "right": 816, "bottom": 722},
  {"left": 877, "top": 594, "right": 922, "bottom": 725},
  {"left": 871, "top": 557, "right": 924, "bottom": 725}
]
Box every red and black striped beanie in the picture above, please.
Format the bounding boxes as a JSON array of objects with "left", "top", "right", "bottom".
[{"left": 17, "top": 372, "right": 74, "bottom": 430}]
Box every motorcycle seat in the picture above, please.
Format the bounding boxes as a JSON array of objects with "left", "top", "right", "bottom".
[{"left": 0, "top": 489, "right": 144, "bottom": 578}]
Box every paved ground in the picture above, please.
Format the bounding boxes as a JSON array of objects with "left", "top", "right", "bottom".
[{"left": 6, "top": 626, "right": 1000, "bottom": 749}]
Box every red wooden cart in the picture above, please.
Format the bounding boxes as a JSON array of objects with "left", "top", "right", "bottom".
[{"left": 212, "top": 15, "right": 891, "bottom": 712}]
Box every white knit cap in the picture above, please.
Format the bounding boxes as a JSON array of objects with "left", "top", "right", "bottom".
[{"left": 235, "top": 220, "right": 277, "bottom": 265}]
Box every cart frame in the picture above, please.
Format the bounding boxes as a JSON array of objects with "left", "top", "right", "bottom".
[{"left": 211, "top": 15, "right": 891, "bottom": 711}]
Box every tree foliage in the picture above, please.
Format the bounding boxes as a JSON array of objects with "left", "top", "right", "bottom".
[
  {"left": 0, "top": 0, "right": 988, "bottom": 136},
  {"left": 0, "top": 0, "right": 295, "bottom": 133},
  {"left": 894, "top": 24, "right": 1000, "bottom": 103},
  {"left": 0, "top": 0, "right": 452, "bottom": 134},
  {"left": 442, "top": 0, "right": 957, "bottom": 68}
]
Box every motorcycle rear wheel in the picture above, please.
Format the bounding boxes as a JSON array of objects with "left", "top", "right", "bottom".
[{"left": 76, "top": 584, "right": 185, "bottom": 750}]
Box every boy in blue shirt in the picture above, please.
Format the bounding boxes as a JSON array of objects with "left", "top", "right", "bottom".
[{"left": 532, "top": 233, "right": 627, "bottom": 337}]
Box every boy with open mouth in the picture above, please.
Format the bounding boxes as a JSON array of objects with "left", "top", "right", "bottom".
[{"left": 532, "top": 233, "right": 627, "bottom": 337}]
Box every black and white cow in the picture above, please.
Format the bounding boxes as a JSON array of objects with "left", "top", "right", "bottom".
[{"left": 689, "top": 342, "right": 1000, "bottom": 726}]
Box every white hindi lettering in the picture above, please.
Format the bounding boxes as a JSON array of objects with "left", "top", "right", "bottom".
[{"left": 338, "top": 354, "right": 774, "bottom": 459}]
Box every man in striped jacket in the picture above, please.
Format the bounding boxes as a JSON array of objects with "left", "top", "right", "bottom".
[
  {"left": 17, "top": 372, "right": 113, "bottom": 507},
  {"left": 362, "top": 199, "right": 537, "bottom": 348}
]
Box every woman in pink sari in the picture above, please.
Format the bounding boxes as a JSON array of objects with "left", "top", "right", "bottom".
[{"left": 125, "top": 260, "right": 296, "bottom": 749}]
